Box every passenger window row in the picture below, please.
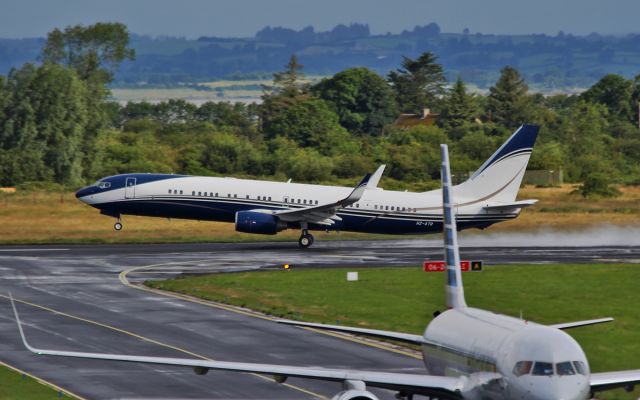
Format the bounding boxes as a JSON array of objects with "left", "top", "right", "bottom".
[
  {"left": 171, "top": 190, "right": 273, "bottom": 202},
  {"left": 287, "top": 198, "right": 319, "bottom": 205}
]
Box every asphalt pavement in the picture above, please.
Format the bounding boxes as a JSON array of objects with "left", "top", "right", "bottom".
[{"left": 0, "top": 239, "right": 638, "bottom": 399}]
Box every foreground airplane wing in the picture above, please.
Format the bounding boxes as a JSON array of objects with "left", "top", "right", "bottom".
[
  {"left": 10, "top": 296, "right": 465, "bottom": 398},
  {"left": 268, "top": 172, "right": 373, "bottom": 226},
  {"left": 549, "top": 317, "right": 614, "bottom": 330},
  {"left": 590, "top": 370, "right": 640, "bottom": 392},
  {"left": 276, "top": 319, "right": 427, "bottom": 345}
]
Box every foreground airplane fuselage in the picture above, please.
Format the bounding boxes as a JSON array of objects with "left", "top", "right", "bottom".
[{"left": 421, "top": 307, "right": 591, "bottom": 400}]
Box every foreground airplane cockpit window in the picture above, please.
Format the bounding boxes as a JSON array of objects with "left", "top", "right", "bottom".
[
  {"left": 513, "top": 361, "right": 533, "bottom": 376},
  {"left": 573, "top": 361, "right": 588, "bottom": 375},
  {"left": 532, "top": 362, "right": 554, "bottom": 376},
  {"left": 556, "top": 361, "right": 577, "bottom": 376},
  {"left": 97, "top": 181, "right": 111, "bottom": 189}
]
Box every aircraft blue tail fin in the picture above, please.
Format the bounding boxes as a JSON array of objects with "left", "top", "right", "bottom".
[
  {"left": 441, "top": 144, "right": 467, "bottom": 309},
  {"left": 454, "top": 124, "right": 539, "bottom": 204}
]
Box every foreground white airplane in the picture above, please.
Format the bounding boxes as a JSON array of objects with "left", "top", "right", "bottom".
[
  {"left": 76, "top": 124, "right": 540, "bottom": 247},
  {"left": 12, "top": 144, "right": 640, "bottom": 399}
]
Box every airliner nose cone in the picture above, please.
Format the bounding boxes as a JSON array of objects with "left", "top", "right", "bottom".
[{"left": 75, "top": 186, "right": 93, "bottom": 199}]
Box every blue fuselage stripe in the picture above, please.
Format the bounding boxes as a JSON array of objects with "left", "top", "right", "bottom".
[{"left": 89, "top": 196, "right": 514, "bottom": 235}]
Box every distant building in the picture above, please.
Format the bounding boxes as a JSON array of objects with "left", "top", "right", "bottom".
[
  {"left": 394, "top": 108, "right": 438, "bottom": 128},
  {"left": 0, "top": 187, "right": 16, "bottom": 193}
]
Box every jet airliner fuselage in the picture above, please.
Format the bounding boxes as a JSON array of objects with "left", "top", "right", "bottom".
[{"left": 75, "top": 124, "right": 541, "bottom": 247}]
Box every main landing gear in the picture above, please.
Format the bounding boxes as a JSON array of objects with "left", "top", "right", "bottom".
[
  {"left": 298, "top": 222, "right": 314, "bottom": 248},
  {"left": 298, "top": 231, "right": 314, "bottom": 248},
  {"left": 114, "top": 217, "right": 123, "bottom": 231}
]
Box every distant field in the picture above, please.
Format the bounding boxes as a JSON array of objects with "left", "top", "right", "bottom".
[
  {"left": 0, "top": 185, "right": 638, "bottom": 244},
  {"left": 145, "top": 264, "right": 640, "bottom": 400},
  {"left": 111, "top": 77, "right": 327, "bottom": 105},
  {"left": 0, "top": 363, "right": 69, "bottom": 399},
  {"left": 110, "top": 88, "right": 260, "bottom": 105}
]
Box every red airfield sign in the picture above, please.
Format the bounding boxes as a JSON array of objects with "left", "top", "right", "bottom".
[{"left": 423, "top": 261, "right": 482, "bottom": 272}]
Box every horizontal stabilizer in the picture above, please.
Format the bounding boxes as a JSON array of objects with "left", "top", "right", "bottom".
[
  {"left": 483, "top": 200, "right": 538, "bottom": 211},
  {"left": 276, "top": 319, "right": 427, "bottom": 345},
  {"left": 550, "top": 317, "right": 614, "bottom": 330}
]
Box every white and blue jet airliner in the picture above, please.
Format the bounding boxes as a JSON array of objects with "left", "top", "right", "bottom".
[
  {"left": 11, "top": 142, "right": 640, "bottom": 400},
  {"left": 76, "top": 124, "right": 540, "bottom": 247}
]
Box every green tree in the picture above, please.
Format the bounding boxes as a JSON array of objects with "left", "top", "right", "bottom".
[
  {"left": 268, "top": 54, "right": 306, "bottom": 98},
  {"left": 41, "top": 23, "right": 135, "bottom": 182},
  {"left": 487, "top": 66, "right": 530, "bottom": 128},
  {"left": 265, "top": 97, "right": 352, "bottom": 154},
  {"left": 41, "top": 22, "right": 135, "bottom": 84},
  {"left": 388, "top": 52, "right": 446, "bottom": 114},
  {"left": 581, "top": 74, "right": 633, "bottom": 122},
  {"left": 259, "top": 55, "right": 310, "bottom": 135},
  {"left": 0, "top": 63, "right": 90, "bottom": 186},
  {"left": 632, "top": 74, "right": 640, "bottom": 127},
  {"left": 313, "top": 67, "right": 397, "bottom": 135},
  {"left": 438, "top": 76, "right": 478, "bottom": 131}
]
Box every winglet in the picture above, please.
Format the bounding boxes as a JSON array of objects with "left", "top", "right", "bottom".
[
  {"left": 10, "top": 293, "right": 41, "bottom": 355},
  {"left": 340, "top": 173, "right": 371, "bottom": 207},
  {"left": 441, "top": 145, "right": 467, "bottom": 309},
  {"left": 367, "top": 165, "right": 386, "bottom": 189}
]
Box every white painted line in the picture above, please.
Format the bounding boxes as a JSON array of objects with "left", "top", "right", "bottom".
[{"left": 0, "top": 249, "right": 69, "bottom": 252}]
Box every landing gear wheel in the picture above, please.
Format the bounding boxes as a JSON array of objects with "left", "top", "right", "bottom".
[
  {"left": 114, "top": 222, "right": 123, "bottom": 231},
  {"left": 298, "top": 233, "right": 314, "bottom": 248}
]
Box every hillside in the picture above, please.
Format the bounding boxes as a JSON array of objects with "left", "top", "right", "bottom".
[{"left": 2, "top": 23, "right": 640, "bottom": 90}]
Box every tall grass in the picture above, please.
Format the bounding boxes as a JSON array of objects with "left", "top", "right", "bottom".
[{"left": 0, "top": 185, "right": 638, "bottom": 244}]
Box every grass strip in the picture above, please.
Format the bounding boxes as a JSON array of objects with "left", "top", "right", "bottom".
[
  {"left": 146, "top": 264, "right": 640, "bottom": 400},
  {"left": 0, "top": 363, "right": 71, "bottom": 399}
]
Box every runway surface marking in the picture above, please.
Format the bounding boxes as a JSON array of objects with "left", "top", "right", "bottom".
[
  {"left": 1, "top": 293, "right": 327, "bottom": 400},
  {"left": 0, "top": 360, "right": 85, "bottom": 400},
  {"left": 0, "top": 249, "right": 69, "bottom": 252},
  {"left": 120, "top": 263, "right": 422, "bottom": 360}
]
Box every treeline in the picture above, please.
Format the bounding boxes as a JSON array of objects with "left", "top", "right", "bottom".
[
  {"left": 1, "top": 23, "right": 639, "bottom": 198},
  {"left": 4, "top": 23, "right": 640, "bottom": 88}
]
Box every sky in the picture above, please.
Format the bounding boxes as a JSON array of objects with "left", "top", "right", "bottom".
[{"left": 1, "top": 0, "right": 639, "bottom": 39}]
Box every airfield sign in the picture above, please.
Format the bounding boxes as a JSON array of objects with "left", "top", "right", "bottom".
[{"left": 423, "top": 260, "right": 483, "bottom": 272}]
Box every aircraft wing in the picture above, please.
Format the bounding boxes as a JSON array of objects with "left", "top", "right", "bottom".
[
  {"left": 276, "top": 319, "right": 427, "bottom": 345},
  {"left": 590, "top": 369, "right": 640, "bottom": 392},
  {"left": 549, "top": 317, "right": 614, "bottom": 330},
  {"left": 11, "top": 297, "right": 464, "bottom": 398},
  {"left": 269, "top": 172, "right": 373, "bottom": 225}
]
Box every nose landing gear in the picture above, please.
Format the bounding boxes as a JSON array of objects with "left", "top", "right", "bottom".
[{"left": 114, "top": 217, "right": 123, "bottom": 231}]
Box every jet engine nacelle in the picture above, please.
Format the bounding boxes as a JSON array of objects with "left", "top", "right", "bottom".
[
  {"left": 330, "top": 390, "right": 379, "bottom": 400},
  {"left": 234, "top": 211, "right": 286, "bottom": 235}
]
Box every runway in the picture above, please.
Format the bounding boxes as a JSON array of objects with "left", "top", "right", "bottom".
[{"left": 0, "top": 239, "right": 639, "bottom": 399}]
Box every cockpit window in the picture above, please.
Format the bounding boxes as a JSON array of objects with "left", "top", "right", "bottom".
[
  {"left": 97, "top": 181, "right": 111, "bottom": 189},
  {"left": 532, "top": 362, "right": 554, "bottom": 376},
  {"left": 573, "top": 361, "right": 587, "bottom": 375},
  {"left": 556, "top": 361, "right": 576, "bottom": 376},
  {"left": 513, "top": 361, "right": 533, "bottom": 377}
]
